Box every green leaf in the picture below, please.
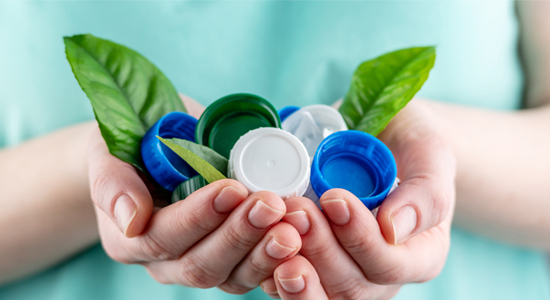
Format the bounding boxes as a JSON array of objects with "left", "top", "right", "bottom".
[
  {"left": 339, "top": 47, "right": 436, "bottom": 136},
  {"left": 64, "top": 34, "right": 186, "bottom": 171},
  {"left": 163, "top": 138, "right": 228, "bottom": 176},
  {"left": 157, "top": 136, "right": 227, "bottom": 183}
]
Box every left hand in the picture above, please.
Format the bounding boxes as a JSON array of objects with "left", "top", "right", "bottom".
[{"left": 259, "top": 100, "right": 456, "bottom": 299}]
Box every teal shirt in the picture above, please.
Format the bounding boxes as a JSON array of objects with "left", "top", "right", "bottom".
[{"left": 1, "top": 1, "right": 549, "bottom": 299}]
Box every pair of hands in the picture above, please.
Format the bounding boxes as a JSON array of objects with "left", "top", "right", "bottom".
[{"left": 88, "top": 98, "right": 456, "bottom": 300}]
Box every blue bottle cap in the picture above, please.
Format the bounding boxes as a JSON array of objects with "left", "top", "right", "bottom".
[
  {"left": 310, "top": 130, "right": 397, "bottom": 210},
  {"left": 141, "top": 111, "right": 198, "bottom": 192},
  {"left": 278, "top": 106, "right": 300, "bottom": 122}
]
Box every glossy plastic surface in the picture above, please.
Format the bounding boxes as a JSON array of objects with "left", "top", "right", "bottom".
[
  {"left": 310, "top": 130, "right": 397, "bottom": 210},
  {"left": 141, "top": 112, "right": 198, "bottom": 192},
  {"left": 229, "top": 128, "right": 310, "bottom": 199},
  {"left": 195, "top": 93, "right": 281, "bottom": 158},
  {"left": 278, "top": 106, "right": 300, "bottom": 122},
  {"left": 282, "top": 104, "right": 347, "bottom": 157},
  {"left": 172, "top": 175, "right": 207, "bottom": 203}
]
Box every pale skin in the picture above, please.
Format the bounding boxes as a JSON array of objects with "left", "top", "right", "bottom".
[{"left": 0, "top": 2, "right": 549, "bottom": 299}]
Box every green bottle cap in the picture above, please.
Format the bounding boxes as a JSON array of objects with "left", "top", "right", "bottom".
[
  {"left": 172, "top": 175, "right": 208, "bottom": 203},
  {"left": 195, "top": 93, "right": 281, "bottom": 158}
]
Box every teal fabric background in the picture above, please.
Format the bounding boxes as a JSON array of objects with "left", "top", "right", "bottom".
[{"left": 0, "top": 1, "right": 549, "bottom": 299}]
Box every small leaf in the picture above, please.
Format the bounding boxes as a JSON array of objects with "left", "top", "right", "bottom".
[
  {"left": 157, "top": 136, "right": 226, "bottom": 183},
  {"left": 163, "top": 138, "right": 228, "bottom": 176},
  {"left": 339, "top": 47, "right": 436, "bottom": 136},
  {"left": 64, "top": 34, "right": 186, "bottom": 171}
]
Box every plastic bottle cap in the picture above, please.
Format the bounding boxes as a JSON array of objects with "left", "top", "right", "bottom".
[
  {"left": 303, "top": 178, "right": 401, "bottom": 210},
  {"left": 278, "top": 106, "right": 301, "bottom": 122},
  {"left": 172, "top": 175, "right": 208, "bottom": 203},
  {"left": 141, "top": 111, "right": 198, "bottom": 192},
  {"left": 282, "top": 104, "right": 348, "bottom": 157},
  {"left": 310, "top": 130, "right": 397, "bottom": 210},
  {"left": 229, "top": 128, "right": 310, "bottom": 199},
  {"left": 195, "top": 94, "right": 281, "bottom": 158}
]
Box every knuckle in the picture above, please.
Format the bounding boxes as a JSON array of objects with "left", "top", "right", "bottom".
[
  {"left": 176, "top": 206, "right": 214, "bottom": 234},
  {"left": 368, "top": 263, "right": 408, "bottom": 285},
  {"left": 140, "top": 232, "right": 180, "bottom": 261},
  {"left": 342, "top": 231, "right": 377, "bottom": 258},
  {"left": 302, "top": 238, "right": 335, "bottom": 260},
  {"left": 247, "top": 254, "right": 273, "bottom": 277},
  {"left": 325, "top": 277, "right": 370, "bottom": 300},
  {"left": 90, "top": 163, "right": 135, "bottom": 211},
  {"left": 90, "top": 168, "right": 111, "bottom": 206},
  {"left": 429, "top": 184, "right": 452, "bottom": 226},
  {"left": 178, "top": 257, "right": 226, "bottom": 288},
  {"left": 222, "top": 225, "right": 257, "bottom": 252}
]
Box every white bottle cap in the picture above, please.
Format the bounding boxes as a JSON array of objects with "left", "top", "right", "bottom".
[
  {"left": 282, "top": 105, "right": 348, "bottom": 157},
  {"left": 228, "top": 128, "right": 310, "bottom": 199}
]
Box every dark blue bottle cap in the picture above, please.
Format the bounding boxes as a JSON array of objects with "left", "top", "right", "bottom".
[
  {"left": 278, "top": 106, "right": 300, "bottom": 122},
  {"left": 310, "top": 130, "right": 397, "bottom": 210},
  {"left": 141, "top": 112, "right": 198, "bottom": 192}
]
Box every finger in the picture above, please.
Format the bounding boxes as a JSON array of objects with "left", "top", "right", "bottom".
[
  {"left": 377, "top": 108, "right": 456, "bottom": 244},
  {"left": 261, "top": 277, "right": 281, "bottom": 299},
  {"left": 148, "top": 191, "right": 286, "bottom": 288},
  {"left": 88, "top": 126, "right": 153, "bottom": 237},
  {"left": 377, "top": 172, "right": 455, "bottom": 245},
  {"left": 274, "top": 256, "right": 329, "bottom": 300},
  {"left": 283, "top": 197, "right": 389, "bottom": 299},
  {"left": 220, "top": 222, "right": 301, "bottom": 294},
  {"left": 320, "top": 188, "right": 451, "bottom": 285},
  {"left": 97, "top": 178, "right": 248, "bottom": 263}
]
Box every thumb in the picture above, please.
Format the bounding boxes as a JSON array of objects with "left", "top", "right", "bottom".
[
  {"left": 376, "top": 136, "right": 456, "bottom": 245},
  {"left": 88, "top": 126, "right": 153, "bottom": 238},
  {"left": 376, "top": 100, "right": 456, "bottom": 245}
]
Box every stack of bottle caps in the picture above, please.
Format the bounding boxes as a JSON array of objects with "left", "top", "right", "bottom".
[{"left": 141, "top": 93, "right": 398, "bottom": 210}]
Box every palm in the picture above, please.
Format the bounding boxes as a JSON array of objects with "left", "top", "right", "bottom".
[{"left": 263, "top": 100, "right": 456, "bottom": 299}]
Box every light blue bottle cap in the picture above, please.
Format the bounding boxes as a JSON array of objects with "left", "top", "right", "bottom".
[
  {"left": 278, "top": 106, "right": 300, "bottom": 122},
  {"left": 310, "top": 130, "right": 397, "bottom": 210},
  {"left": 141, "top": 111, "right": 198, "bottom": 192}
]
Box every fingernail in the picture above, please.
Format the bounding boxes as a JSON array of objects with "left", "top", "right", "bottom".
[
  {"left": 248, "top": 200, "right": 285, "bottom": 229},
  {"left": 266, "top": 238, "right": 296, "bottom": 259},
  {"left": 114, "top": 194, "right": 137, "bottom": 236},
  {"left": 321, "top": 199, "right": 350, "bottom": 225},
  {"left": 284, "top": 211, "right": 311, "bottom": 235},
  {"left": 213, "top": 186, "right": 247, "bottom": 213},
  {"left": 391, "top": 205, "right": 418, "bottom": 244},
  {"left": 278, "top": 275, "right": 305, "bottom": 294}
]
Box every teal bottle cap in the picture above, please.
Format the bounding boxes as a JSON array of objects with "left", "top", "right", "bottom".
[
  {"left": 172, "top": 175, "right": 208, "bottom": 203},
  {"left": 195, "top": 93, "right": 281, "bottom": 158}
]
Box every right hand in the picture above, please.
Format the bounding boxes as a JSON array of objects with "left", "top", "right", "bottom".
[{"left": 87, "top": 120, "right": 301, "bottom": 294}]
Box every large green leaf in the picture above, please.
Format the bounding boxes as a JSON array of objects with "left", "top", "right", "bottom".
[
  {"left": 64, "top": 34, "right": 186, "bottom": 171},
  {"left": 339, "top": 47, "right": 436, "bottom": 136},
  {"left": 157, "top": 137, "right": 226, "bottom": 184},
  {"left": 163, "top": 138, "right": 228, "bottom": 176}
]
